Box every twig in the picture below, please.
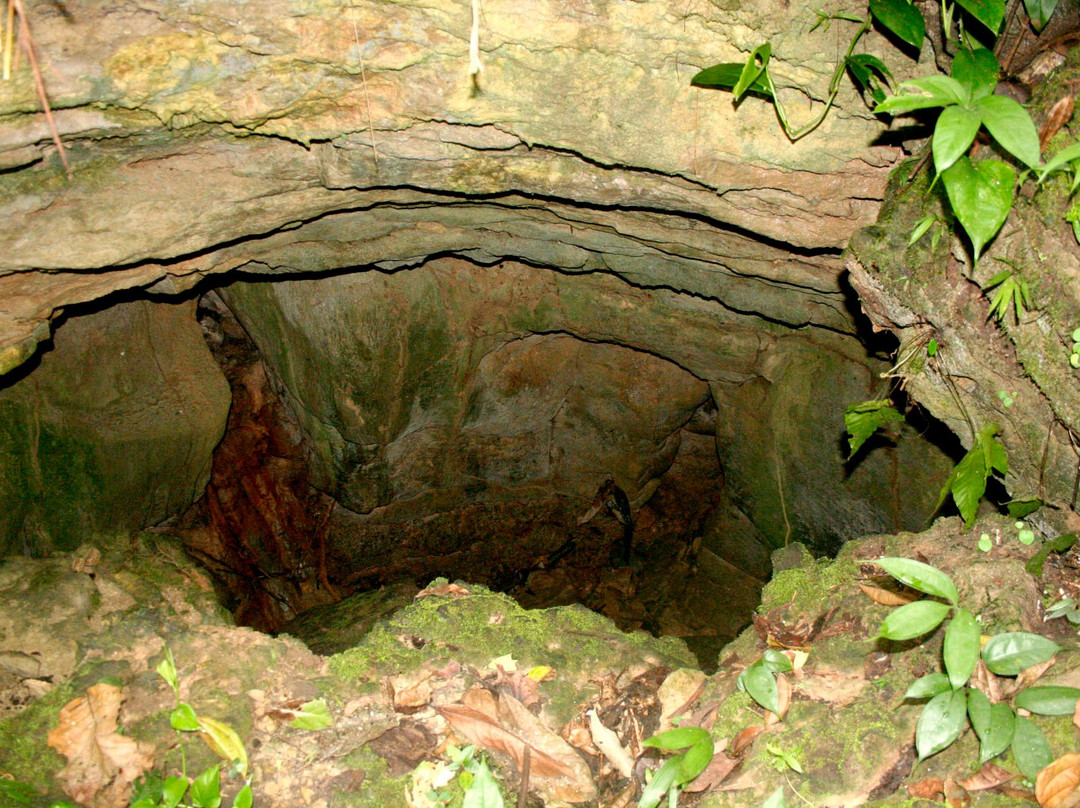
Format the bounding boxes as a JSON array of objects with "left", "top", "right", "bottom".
[
  {"left": 517, "top": 744, "right": 530, "bottom": 808},
  {"left": 774, "top": 446, "right": 792, "bottom": 547},
  {"left": 9, "top": 0, "right": 69, "bottom": 176},
  {"left": 351, "top": 20, "right": 379, "bottom": 169}
]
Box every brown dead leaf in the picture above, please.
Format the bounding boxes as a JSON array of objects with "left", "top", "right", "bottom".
[
  {"left": 730, "top": 725, "right": 764, "bottom": 756},
  {"left": 47, "top": 683, "right": 153, "bottom": 808},
  {"left": 960, "top": 761, "right": 1016, "bottom": 792},
  {"left": 387, "top": 671, "right": 434, "bottom": 712},
  {"left": 945, "top": 773, "right": 971, "bottom": 808},
  {"left": 437, "top": 703, "right": 574, "bottom": 780},
  {"left": 908, "top": 777, "right": 945, "bottom": 800},
  {"left": 682, "top": 751, "right": 739, "bottom": 794},
  {"left": 1036, "top": 753, "right": 1080, "bottom": 808},
  {"left": 416, "top": 583, "right": 471, "bottom": 599},
  {"left": 1014, "top": 658, "right": 1058, "bottom": 696},
  {"left": 1040, "top": 95, "right": 1076, "bottom": 151},
  {"left": 859, "top": 583, "right": 918, "bottom": 607},
  {"left": 369, "top": 719, "right": 437, "bottom": 777},
  {"left": 463, "top": 686, "right": 499, "bottom": 719},
  {"left": 971, "top": 660, "right": 1003, "bottom": 704}
]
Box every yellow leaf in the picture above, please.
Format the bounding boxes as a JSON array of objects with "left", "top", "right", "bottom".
[
  {"left": 527, "top": 665, "right": 553, "bottom": 682},
  {"left": 198, "top": 715, "right": 248, "bottom": 778}
]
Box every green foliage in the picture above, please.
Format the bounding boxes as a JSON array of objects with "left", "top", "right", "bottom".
[
  {"left": 440, "top": 745, "right": 506, "bottom": 808},
  {"left": 737, "top": 649, "right": 794, "bottom": 715},
  {"left": 1044, "top": 595, "right": 1080, "bottom": 625},
  {"left": 288, "top": 699, "right": 333, "bottom": 731},
  {"left": 984, "top": 268, "right": 1033, "bottom": 324},
  {"left": 1024, "top": 0, "right": 1059, "bottom": 31},
  {"left": 870, "top": 559, "right": 1078, "bottom": 768},
  {"left": 936, "top": 422, "right": 1007, "bottom": 529},
  {"left": 1026, "top": 532, "right": 1077, "bottom": 576},
  {"left": 132, "top": 648, "right": 255, "bottom": 808},
  {"left": 765, "top": 741, "right": 804, "bottom": 773},
  {"left": 638, "top": 727, "right": 714, "bottom": 808},
  {"left": 844, "top": 400, "right": 903, "bottom": 457}
]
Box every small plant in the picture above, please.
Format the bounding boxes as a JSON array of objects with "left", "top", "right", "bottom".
[
  {"left": 637, "top": 726, "right": 714, "bottom": 808},
  {"left": 937, "top": 422, "right": 1008, "bottom": 529},
  {"left": 984, "top": 267, "right": 1033, "bottom": 325},
  {"left": 871, "top": 557, "right": 1080, "bottom": 775},
  {"left": 1069, "top": 327, "right": 1080, "bottom": 369},
  {"left": 737, "top": 649, "right": 795, "bottom": 717},
  {"left": 130, "top": 647, "right": 253, "bottom": 808},
  {"left": 844, "top": 400, "right": 904, "bottom": 457},
  {"left": 1045, "top": 596, "right": 1080, "bottom": 626},
  {"left": 425, "top": 745, "right": 506, "bottom": 808}
]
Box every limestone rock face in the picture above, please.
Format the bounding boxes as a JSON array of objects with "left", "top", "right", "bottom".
[{"left": 0, "top": 300, "right": 230, "bottom": 555}]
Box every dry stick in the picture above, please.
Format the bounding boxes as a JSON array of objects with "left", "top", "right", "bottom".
[
  {"left": 774, "top": 446, "right": 792, "bottom": 547},
  {"left": 351, "top": 20, "right": 379, "bottom": 169},
  {"left": 10, "top": 0, "right": 69, "bottom": 175},
  {"left": 517, "top": 744, "right": 531, "bottom": 808}
]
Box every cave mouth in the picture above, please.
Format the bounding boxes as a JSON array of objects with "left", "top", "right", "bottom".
[{"left": 173, "top": 283, "right": 770, "bottom": 673}]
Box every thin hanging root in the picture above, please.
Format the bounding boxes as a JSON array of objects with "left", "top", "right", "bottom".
[
  {"left": 469, "top": 0, "right": 482, "bottom": 86},
  {"left": 9, "top": 0, "right": 69, "bottom": 176},
  {"left": 3, "top": 0, "right": 15, "bottom": 80},
  {"left": 351, "top": 19, "right": 379, "bottom": 169}
]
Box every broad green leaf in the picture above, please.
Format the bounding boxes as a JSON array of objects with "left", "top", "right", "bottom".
[
  {"left": 234, "top": 784, "right": 254, "bottom": 808},
  {"left": 644, "top": 727, "right": 712, "bottom": 752},
  {"left": 761, "top": 787, "right": 787, "bottom": 808},
  {"left": 982, "top": 632, "right": 1060, "bottom": 675},
  {"left": 904, "top": 672, "right": 951, "bottom": 699},
  {"left": 933, "top": 104, "right": 982, "bottom": 174},
  {"left": 1037, "top": 141, "right": 1080, "bottom": 180},
  {"left": 845, "top": 400, "right": 903, "bottom": 457},
  {"left": 691, "top": 63, "right": 773, "bottom": 97},
  {"left": 955, "top": 0, "right": 1006, "bottom": 33},
  {"left": 463, "top": 759, "right": 504, "bottom": 808},
  {"left": 952, "top": 47, "right": 999, "bottom": 99},
  {"left": 1014, "top": 685, "right": 1080, "bottom": 715},
  {"left": 916, "top": 689, "right": 967, "bottom": 760},
  {"left": 870, "top": 0, "right": 926, "bottom": 49},
  {"left": 876, "top": 75, "right": 968, "bottom": 114},
  {"left": 190, "top": 765, "right": 221, "bottom": 808},
  {"left": 289, "top": 698, "right": 333, "bottom": 731},
  {"left": 761, "top": 649, "right": 795, "bottom": 673},
  {"left": 981, "top": 701, "right": 1015, "bottom": 763},
  {"left": 1023, "top": 0, "right": 1058, "bottom": 31},
  {"left": 879, "top": 600, "right": 952, "bottom": 641},
  {"left": 734, "top": 44, "right": 772, "bottom": 101},
  {"left": 1027, "top": 533, "right": 1078, "bottom": 576},
  {"left": 198, "top": 715, "right": 249, "bottom": 778},
  {"left": 975, "top": 94, "right": 1042, "bottom": 168},
  {"left": 638, "top": 757, "right": 681, "bottom": 808},
  {"left": 739, "top": 660, "right": 780, "bottom": 714},
  {"left": 967, "top": 686, "right": 991, "bottom": 738},
  {"left": 871, "top": 557, "right": 959, "bottom": 603},
  {"left": 1012, "top": 715, "right": 1053, "bottom": 779},
  {"left": 679, "top": 735, "right": 715, "bottom": 783},
  {"left": 1006, "top": 498, "right": 1042, "bottom": 519},
  {"left": 129, "top": 801, "right": 157, "bottom": 808},
  {"left": 170, "top": 702, "right": 200, "bottom": 732},
  {"left": 944, "top": 608, "right": 981, "bottom": 689},
  {"left": 163, "top": 776, "right": 189, "bottom": 808},
  {"left": 909, "top": 214, "right": 938, "bottom": 245},
  {"left": 941, "top": 157, "right": 1015, "bottom": 263}
]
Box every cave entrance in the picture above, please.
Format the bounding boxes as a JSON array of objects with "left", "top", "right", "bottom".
[{"left": 178, "top": 283, "right": 770, "bottom": 672}]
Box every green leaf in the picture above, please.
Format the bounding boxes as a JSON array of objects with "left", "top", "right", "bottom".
[
  {"left": 638, "top": 757, "right": 681, "bottom": 808},
  {"left": 847, "top": 54, "right": 893, "bottom": 104},
  {"left": 761, "top": 787, "right": 787, "bottom": 808},
  {"left": 871, "top": 557, "right": 959, "bottom": 603},
  {"left": 977, "top": 699, "right": 1015, "bottom": 763},
  {"left": 739, "top": 660, "right": 780, "bottom": 714},
  {"left": 879, "top": 600, "right": 952, "bottom": 641},
  {"left": 916, "top": 689, "right": 967, "bottom": 760},
  {"left": 967, "top": 686, "right": 991, "bottom": 738},
  {"left": 941, "top": 157, "right": 1015, "bottom": 263},
  {"left": 952, "top": 47, "right": 999, "bottom": 99},
  {"left": 289, "top": 698, "right": 333, "bottom": 731},
  {"left": 944, "top": 608, "right": 981, "bottom": 689},
  {"left": 982, "top": 632, "right": 1060, "bottom": 676},
  {"left": 190, "top": 765, "right": 221, "bottom": 808},
  {"left": 1037, "top": 141, "right": 1080, "bottom": 181},
  {"left": 734, "top": 44, "right": 772, "bottom": 101},
  {"left": 761, "top": 649, "right": 794, "bottom": 673},
  {"left": 933, "top": 104, "right": 983, "bottom": 174},
  {"left": 162, "top": 776, "right": 189, "bottom": 808},
  {"left": 1014, "top": 686, "right": 1080, "bottom": 715},
  {"left": 171, "top": 702, "right": 200, "bottom": 732},
  {"left": 156, "top": 647, "right": 179, "bottom": 696},
  {"left": 869, "top": 0, "right": 926, "bottom": 49},
  {"left": 1012, "top": 715, "right": 1053, "bottom": 779},
  {"left": 938, "top": 422, "right": 1007, "bottom": 527},
  {"left": 691, "top": 63, "right": 773, "bottom": 98},
  {"left": 463, "top": 759, "right": 504, "bottom": 808},
  {"left": 905, "top": 672, "right": 952, "bottom": 699},
  {"left": 974, "top": 94, "right": 1042, "bottom": 168},
  {"left": 679, "top": 735, "right": 715, "bottom": 783},
  {"left": 876, "top": 75, "right": 968, "bottom": 114},
  {"left": 845, "top": 400, "right": 903, "bottom": 457},
  {"left": 644, "top": 727, "right": 712, "bottom": 752},
  {"left": 233, "top": 783, "right": 254, "bottom": 808},
  {"left": 1023, "top": 0, "right": 1058, "bottom": 31},
  {"left": 954, "top": 0, "right": 1006, "bottom": 33},
  {"left": 197, "top": 716, "right": 248, "bottom": 778},
  {"left": 1006, "top": 498, "right": 1042, "bottom": 519},
  {"left": 909, "top": 214, "right": 938, "bottom": 245},
  {"left": 1027, "top": 533, "right": 1078, "bottom": 576}
]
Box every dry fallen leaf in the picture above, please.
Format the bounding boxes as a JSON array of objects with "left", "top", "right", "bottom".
[
  {"left": 1036, "top": 752, "right": 1080, "bottom": 808},
  {"left": 47, "top": 683, "right": 154, "bottom": 808},
  {"left": 1040, "top": 95, "right": 1076, "bottom": 151},
  {"left": 859, "top": 583, "right": 918, "bottom": 607},
  {"left": 908, "top": 777, "right": 945, "bottom": 800},
  {"left": 416, "top": 583, "right": 471, "bottom": 599},
  {"left": 730, "top": 725, "right": 764, "bottom": 756},
  {"left": 682, "top": 751, "right": 739, "bottom": 794},
  {"left": 437, "top": 703, "right": 573, "bottom": 780},
  {"left": 959, "top": 761, "right": 1016, "bottom": 792},
  {"left": 944, "top": 773, "right": 971, "bottom": 808}
]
